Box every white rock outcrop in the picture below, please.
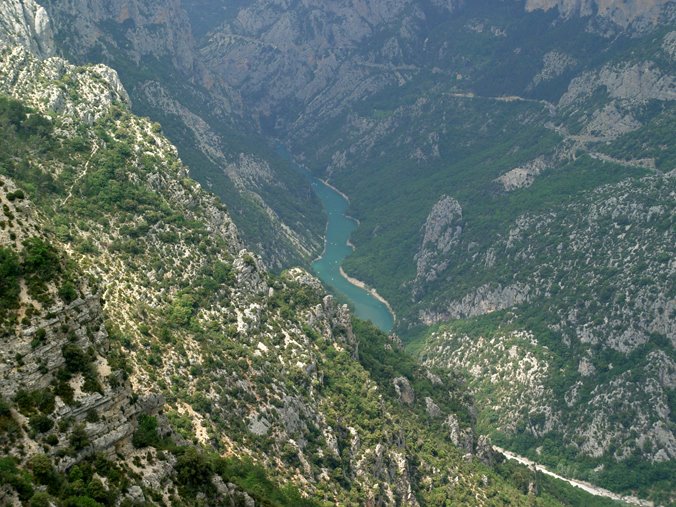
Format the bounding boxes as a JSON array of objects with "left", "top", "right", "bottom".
[
  {"left": 414, "top": 196, "right": 463, "bottom": 290},
  {"left": 0, "top": 0, "right": 54, "bottom": 57}
]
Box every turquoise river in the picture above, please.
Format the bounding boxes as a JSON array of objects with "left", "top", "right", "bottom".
[{"left": 310, "top": 179, "right": 395, "bottom": 332}]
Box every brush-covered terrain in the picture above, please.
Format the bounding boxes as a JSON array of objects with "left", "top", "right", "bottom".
[
  {"left": 204, "top": 2, "right": 673, "bottom": 501},
  {"left": 0, "top": 29, "right": 626, "bottom": 505},
  {"left": 1, "top": 0, "right": 673, "bottom": 504}
]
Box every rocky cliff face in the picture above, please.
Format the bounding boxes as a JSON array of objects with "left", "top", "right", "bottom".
[
  {"left": 413, "top": 196, "right": 463, "bottom": 292},
  {"left": 41, "top": 0, "right": 198, "bottom": 75},
  {"left": 524, "top": 0, "right": 673, "bottom": 26},
  {"left": 198, "top": 0, "right": 461, "bottom": 133},
  {"left": 0, "top": 173, "right": 159, "bottom": 505},
  {"left": 0, "top": 0, "right": 54, "bottom": 57}
]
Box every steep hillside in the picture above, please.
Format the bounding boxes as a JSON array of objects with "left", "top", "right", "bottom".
[
  {"left": 0, "top": 97, "right": 297, "bottom": 505},
  {"left": 2, "top": 0, "right": 672, "bottom": 504},
  {"left": 0, "top": 37, "right": 619, "bottom": 505},
  {"left": 35, "top": 0, "right": 324, "bottom": 270}
]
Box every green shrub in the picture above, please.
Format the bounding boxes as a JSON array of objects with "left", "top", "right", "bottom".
[
  {"left": 31, "top": 328, "right": 47, "bottom": 349},
  {"left": 29, "top": 492, "right": 53, "bottom": 507},
  {"left": 59, "top": 281, "right": 78, "bottom": 303},
  {"left": 22, "top": 237, "right": 60, "bottom": 281},
  {"left": 85, "top": 409, "right": 100, "bottom": 423},
  {"left": 0, "top": 247, "right": 20, "bottom": 311},
  {"left": 69, "top": 424, "right": 89, "bottom": 451},
  {"left": 62, "top": 496, "right": 104, "bottom": 507},
  {"left": 29, "top": 414, "right": 54, "bottom": 433},
  {"left": 0, "top": 396, "right": 11, "bottom": 417},
  {"left": 14, "top": 389, "right": 53, "bottom": 415},
  {"left": 28, "top": 454, "right": 61, "bottom": 493},
  {"left": 6, "top": 189, "right": 24, "bottom": 201},
  {"left": 62, "top": 344, "right": 89, "bottom": 373},
  {"left": 54, "top": 380, "right": 75, "bottom": 404},
  {"left": 86, "top": 478, "right": 109, "bottom": 505},
  {"left": 132, "top": 414, "right": 162, "bottom": 448},
  {"left": 0, "top": 457, "right": 34, "bottom": 500},
  {"left": 175, "top": 447, "right": 212, "bottom": 488}
]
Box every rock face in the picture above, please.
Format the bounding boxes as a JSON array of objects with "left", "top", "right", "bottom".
[
  {"left": 420, "top": 283, "right": 531, "bottom": 325},
  {"left": 0, "top": 46, "right": 129, "bottom": 123},
  {"left": 445, "top": 414, "right": 474, "bottom": 454},
  {"left": 524, "top": 0, "right": 673, "bottom": 26},
  {"left": 0, "top": 0, "right": 54, "bottom": 57},
  {"left": 42, "top": 0, "right": 199, "bottom": 76},
  {"left": 0, "top": 178, "right": 146, "bottom": 473},
  {"left": 198, "top": 0, "right": 461, "bottom": 131},
  {"left": 495, "top": 157, "right": 549, "bottom": 191},
  {"left": 419, "top": 171, "right": 676, "bottom": 470},
  {"left": 414, "top": 196, "right": 463, "bottom": 291},
  {"left": 393, "top": 376, "right": 416, "bottom": 405},
  {"left": 528, "top": 51, "right": 578, "bottom": 91},
  {"left": 560, "top": 61, "right": 676, "bottom": 107}
]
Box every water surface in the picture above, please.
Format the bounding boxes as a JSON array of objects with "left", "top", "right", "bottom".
[{"left": 310, "top": 179, "right": 395, "bottom": 332}]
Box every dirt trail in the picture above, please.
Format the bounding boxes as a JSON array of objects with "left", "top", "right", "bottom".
[{"left": 62, "top": 143, "right": 99, "bottom": 206}]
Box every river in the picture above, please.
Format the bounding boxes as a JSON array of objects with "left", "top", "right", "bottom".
[
  {"left": 310, "top": 179, "right": 395, "bottom": 332},
  {"left": 274, "top": 144, "right": 395, "bottom": 332}
]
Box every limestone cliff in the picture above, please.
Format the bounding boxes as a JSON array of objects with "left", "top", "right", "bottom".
[
  {"left": 413, "top": 196, "right": 463, "bottom": 293},
  {"left": 524, "top": 0, "right": 673, "bottom": 26},
  {"left": 0, "top": 0, "right": 54, "bottom": 57}
]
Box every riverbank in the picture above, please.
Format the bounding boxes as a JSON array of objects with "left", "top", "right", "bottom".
[
  {"left": 494, "top": 446, "right": 653, "bottom": 506},
  {"left": 320, "top": 178, "right": 351, "bottom": 202},
  {"left": 339, "top": 266, "right": 397, "bottom": 324}
]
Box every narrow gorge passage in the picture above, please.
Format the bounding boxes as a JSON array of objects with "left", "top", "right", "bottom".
[{"left": 310, "top": 178, "right": 395, "bottom": 332}]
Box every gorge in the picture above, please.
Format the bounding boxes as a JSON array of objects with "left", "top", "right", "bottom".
[
  {"left": 310, "top": 178, "right": 396, "bottom": 333},
  {"left": 0, "top": 0, "right": 673, "bottom": 505}
]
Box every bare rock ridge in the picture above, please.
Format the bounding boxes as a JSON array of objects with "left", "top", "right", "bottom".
[{"left": 0, "top": 46, "right": 130, "bottom": 124}]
